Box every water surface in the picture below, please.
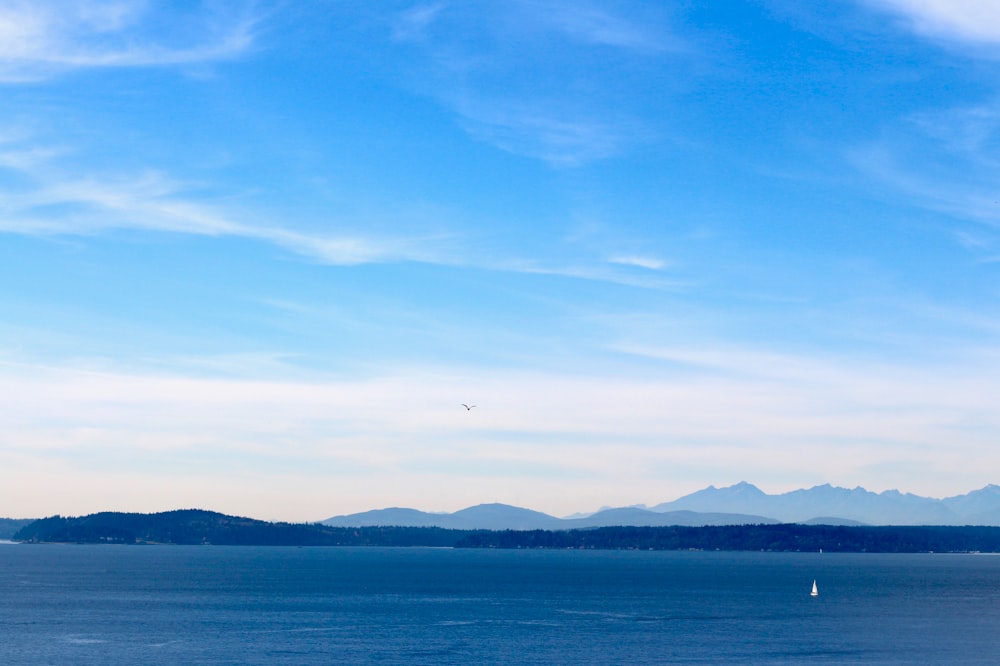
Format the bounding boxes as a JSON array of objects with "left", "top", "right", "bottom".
[{"left": 1, "top": 546, "right": 998, "bottom": 664}]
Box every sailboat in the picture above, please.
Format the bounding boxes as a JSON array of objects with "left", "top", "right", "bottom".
[{"left": 810, "top": 580, "right": 819, "bottom": 597}]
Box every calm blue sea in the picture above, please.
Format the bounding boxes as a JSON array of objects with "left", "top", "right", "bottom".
[{"left": 1, "top": 544, "right": 998, "bottom": 664}]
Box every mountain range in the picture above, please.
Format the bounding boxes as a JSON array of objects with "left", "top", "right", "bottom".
[{"left": 321, "top": 482, "right": 1000, "bottom": 530}]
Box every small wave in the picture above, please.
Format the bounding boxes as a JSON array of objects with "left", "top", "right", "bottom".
[
  {"left": 63, "top": 636, "right": 107, "bottom": 645},
  {"left": 283, "top": 627, "right": 341, "bottom": 634},
  {"left": 435, "top": 620, "right": 477, "bottom": 626}
]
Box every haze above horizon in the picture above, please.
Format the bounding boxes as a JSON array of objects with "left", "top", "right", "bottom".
[{"left": 3, "top": 1, "right": 1000, "bottom": 522}]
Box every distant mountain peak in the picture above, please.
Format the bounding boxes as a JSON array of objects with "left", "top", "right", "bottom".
[
  {"left": 451, "top": 503, "right": 555, "bottom": 519},
  {"left": 724, "top": 481, "right": 766, "bottom": 495},
  {"left": 322, "top": 482, "right": 1000, "bottom": 530},
  {"left": 653, "top": 482, "right": 1000, "bottom": 525}
]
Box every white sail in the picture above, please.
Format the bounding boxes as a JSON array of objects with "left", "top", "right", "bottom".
[{"left": 810, "top": 580, "right": 819, "bottom": 597}]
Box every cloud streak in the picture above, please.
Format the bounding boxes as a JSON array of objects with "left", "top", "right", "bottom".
[
  {"left": 0, "top": 135, "right": 689, "bottom": 284},
  {"left": 521, "top": 0, "right": 683, "bottom": 54},
  {"left": 0, "top": 0, "right": 258, "bottom": 82},
  {"left": 843, "top": 95, "right": 1000, "bottom": 263},
  {"left": 0, "top": 136, "right": 452, "bottom": 265},
  {"left": 388, "top": 1, "right": 680, "bottom": 165},
  {"left": 608, "top": 255, "right": 668, "bottom": 270},
  {"left": 453, "top": 96, "right": 629, "bottom": 166},
  {"left": 864, "top": 0, "right": 1000, "bottom": 45}
]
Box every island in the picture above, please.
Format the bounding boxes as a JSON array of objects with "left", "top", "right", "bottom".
[{"left": 10, "top": 510, "right": 1000, "bottom": 552}]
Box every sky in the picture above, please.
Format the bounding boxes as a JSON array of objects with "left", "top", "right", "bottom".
[{"left": 2, "top": 1, "right": 1000, "bottom": 522}]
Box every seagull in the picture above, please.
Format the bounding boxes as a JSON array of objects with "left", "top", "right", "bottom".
[{"left": 461, "top": 403, "right": 476, "bottom": 410}]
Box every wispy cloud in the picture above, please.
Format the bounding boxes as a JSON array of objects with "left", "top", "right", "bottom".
[
  {"left": 908, "top": 101, "right": 1000, "bottom": 167},
  {"left": 523, "top": 0, "right": 683, "bottom": 54},
  {"left": 4, "top": 344, "right": 1000, "bottom": 518},
  {"left": 849, "top": 141, "right": 1000, "bottom": 224},
  {"left": 391, "top": 1, "right": 680, "bottom": 53},
  {"left": 0, "top": 0, "right": 258, "bottom": 82},
  {"left": 608, "top": 255, "right": 668, "bottom": 270},
  {"left": 388, "top": 1, "right": 682, "bottom": 166},
  {"left": 609, "top": 342, "right": 1000, "bottom": 453},
  {"left": 0, "top": 139, "right": 448, "bottom": 265},
  {"left": 496, "top": 258, "right": 686, "bottom": 290},
  {"left": 863, "top": 0, "right": 1000, "bottom": 46},
  {"left": 0, "top": 137, "right": 680, "bottom": 284},
  {"left": 453, "top": 97, "right": 628, "bottom": 166},
  {"left": 391, "top": 3, "right": 445, "bottom": 42},
  {"left": 846, "top": 98, "right": 1000, "bottom": 255}
]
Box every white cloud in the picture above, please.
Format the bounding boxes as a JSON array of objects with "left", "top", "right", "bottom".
[
  {"left": 0, "top": 0, "right": 257, "bottom": 82},
  {"left": 864, "top": 0, "right": 1000, "bottom": 45},
  {"left": 496, "top": 259, "right": 684, "bottom": 290},
  {"left": 608, "top": 255, "right": 668, "bottom": 270}
]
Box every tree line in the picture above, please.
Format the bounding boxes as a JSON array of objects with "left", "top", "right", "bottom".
[{"left": 13, "top": 510, "right": 1000, "bottom": 552}]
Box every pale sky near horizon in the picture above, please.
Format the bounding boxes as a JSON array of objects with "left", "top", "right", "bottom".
[{"left": 3, "top": 1, "right": 1000, "bottom": 522}]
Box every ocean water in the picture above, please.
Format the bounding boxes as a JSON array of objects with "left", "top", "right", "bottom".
[{"left": 1, "top": 544, "right": 998, "bottom": 664}]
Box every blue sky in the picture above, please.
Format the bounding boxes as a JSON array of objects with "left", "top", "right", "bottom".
[{"left": 3, "top": 1, "right": 1000, "bottom": 521}]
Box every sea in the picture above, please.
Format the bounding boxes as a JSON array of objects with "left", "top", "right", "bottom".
[{"left": 1, "top": 543, "right": 998, "bottom": 664}]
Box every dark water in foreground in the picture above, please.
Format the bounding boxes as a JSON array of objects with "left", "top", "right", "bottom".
[{"left": 1, "top": 545, "right": 998, "bottom": 664}]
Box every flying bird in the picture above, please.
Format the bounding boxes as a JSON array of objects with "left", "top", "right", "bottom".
[{"left": 461, "top": 403, "right": 476, "bottom": 410}]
